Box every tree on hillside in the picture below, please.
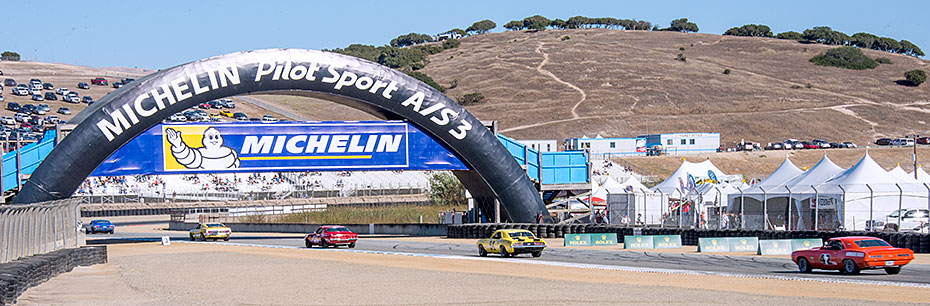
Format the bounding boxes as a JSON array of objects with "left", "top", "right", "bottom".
[
  {"left": 905, "top": 69, "right": 926, "bottom": 86},
  {"left": 503, "top": 20, "right": 524, "bottom": 31},
  {"left": 378, "top": 46, "right": 428, "bottom": 70},
  {"left": 407, "top": 71, "right": 445, "bottom": 93},
  {"left": 328, "top": 44, "right": 382, "bottom": 62},
  {"left": 390, "top": 33, "right": 433, "bottom": 47},
  {"left": 898, "top": 40, "right": 924, "bottom": 57},
  {"left": 723, "top": 24, "right": 773, "bottom": 37},
  {"left": 566, "top": 16, "right": 591, "bottom": 29},
  {"left": 523, "top": 15, "right": 551, "bottom": 31},
  {"left": 667, "top": 18, "right": 699, "bottom": 32},
  {"left": 428, "top": 172, "right": 465, "bottom": 207},
  {"left": 1, "top": 51, "right": 20, "bottom": 61},
  {"left": 447, "top": 28, "right": 467, "bottom": 37},
  {"left": 466, "top": 19, "right": 496, "bottom": 35},
  {"left": 776, "top": 31, "right": 803, "bottom": 40},
  {"left": 802, "top": 26, "right": 848, "bottom": 45},
  {"left": 873, "top": 37, "right": 901, "bottom": 52},
  {"left": 850, "top": 32, "right": 878, "bottom": 49},
  {"left": 549, "top": 18, "right": 567, "bottom": 30}
]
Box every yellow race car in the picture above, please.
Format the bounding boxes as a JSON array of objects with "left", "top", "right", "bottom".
[
  {"left": 189, "top": 223, "right": 232, "bottom": 241},
  {"left": 219, "top": 110, "right": 234, "bottom": 117},
  {"left": 477, "top": 229, "right": 546, "bottom": 258}
]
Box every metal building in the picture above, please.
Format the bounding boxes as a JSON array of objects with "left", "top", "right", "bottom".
[{"left": 641, "top": 133, "right": 720, "bottom": 155}]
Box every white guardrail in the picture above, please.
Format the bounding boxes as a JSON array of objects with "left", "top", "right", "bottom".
[{"left": 0, "top": 199, "right": 82, "bottom": 264}]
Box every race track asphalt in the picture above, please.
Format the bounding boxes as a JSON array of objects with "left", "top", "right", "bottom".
[{"left": 92, "top": 229, "right": 930, "bottom": 287}]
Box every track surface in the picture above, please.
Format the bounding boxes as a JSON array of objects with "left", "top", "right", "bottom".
[{"left": 95, "top": 230, "right": 930, "bottom": 286}]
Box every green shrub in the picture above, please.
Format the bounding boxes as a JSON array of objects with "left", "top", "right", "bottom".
[
  {"left": 724, "top": 24, "right": 773, "bottom": 37},
  {"left": 442, "top": 38, "right": 461, "bottom": 49},
  {"left": 776, "top": 31, "right": 803, "bottom": 40},
  {"left": 561, "top": 35, "right": 570, "bottom": 41},
  {"left": 723, "top": 68, "right": 731, "bottom": 75},
  {"left": 429, "top": 172, "right": 465, "bottom": 207},
  {"left": 875, "top": 57, "right": 893, "bottom": 64},
  {"left": 456, "top": 92, "right": 486, "bottom": 105},
  {"left": 905, "top": 69, "right": 926, "bottom": 86},
  {"left": 676, "top": 53, "right": 687, "bottom": 62},
  {"left": 679, "top": 47, "right": 686, "bottom": 51},
  {"left": 1, "top": 51, "right": 21, "bottom": 61},
  {"left": 448, "top": 79, "right": 458, "bottom": 89},
  {"left": 406, "top": 71, "right": 445, "bottom": 92},
  {"left": 809, "top": 46, "right": 878, "bottom": 70}
]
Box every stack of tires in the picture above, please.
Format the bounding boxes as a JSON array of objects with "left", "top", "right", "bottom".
[{"left": 0, "top": 246, "right": 106, "bottom": 305}]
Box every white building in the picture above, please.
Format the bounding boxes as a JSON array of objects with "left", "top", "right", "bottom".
[
  {"left": 517, "top": 139, "right": 559, "bottom": 152},
  {"left": 565, "top": 135, "right": 646, "bottom": 157},
  {"left": 642, "top": 133, "right": 720, "bottom": 155}
]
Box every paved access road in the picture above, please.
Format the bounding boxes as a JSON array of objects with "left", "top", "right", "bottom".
[{"left": 95, "top": 230, "right": 930, "bottom": 286}]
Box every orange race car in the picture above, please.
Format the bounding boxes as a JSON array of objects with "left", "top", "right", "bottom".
[{"left": 792, "top": 236, "right": 914, "bottom": 275}]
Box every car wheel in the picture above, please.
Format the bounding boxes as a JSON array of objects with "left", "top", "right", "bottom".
[
  {"left": 321, "top": 239, "right": 329, "bottom": 248},
  {"left": 478, "top": 246, "right": 487, "bottom": 257},
  {"left": 842, "top": 259, "right": 860, "bottom": 275},
  {"left": 348, "top": 242, "right": 356, "bottom": 248},
  {"left": 305, "top": 239, "right": 312, "bottom": 248},
  {"left": 189, "top": 234, "right": 195, "bottom": 241},
  {"left": 200, "top": 234, "right": 206, "bottom": 242},
  {"left": 499, "top": 246, "right": 510, "bottom": 258},
  {"left": 223, "top": 237, "right": 229, "bottom": 241},
  {"left": 797, "top": 257, "right": 812, "bottom": 273},
  {"left": 532, "top": 251, "right": 542, "bottom": 258},
  {"left": 884, "top": 267, "right": 902, "bottom": 275}
]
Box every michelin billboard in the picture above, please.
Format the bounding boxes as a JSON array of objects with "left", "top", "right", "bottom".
[{"left": 91, "top": 121, "right": 466, "bottom": 176}]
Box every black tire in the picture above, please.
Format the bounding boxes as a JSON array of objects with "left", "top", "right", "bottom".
[
  {"left": 223, "top": 237, "right": 229, "bottom": 241},
  {"left": 797, "top": 257, "right": 812, "bottom": 273},
  {"left": 842, "top": 259, "right": 861, "bottom": 275},
  {"left": 478, "top": 246, "right": 487, "bottom": 257},
  {"left": 200, "top": 234, "right": 206, "bottom": 241},
  {"left": 321, "top": 239, "right": 329, "bottom": 248},
  {"left": 499, "top": 246, "right": 510, "bottom": 258},
  {"left": 885, "top": 266, "right": 902, "bottom": 275},
  {"left": 305, "top": 239, "right": 312, "bottom": 248},
  {"left": 532, "top": 251, "right": 542, "bottom": 258},
  {"left": 348, "top": 242, "right": 356, "bottom": 248},
  {"left": 109, "top": 231, "right": 114, "bottom": 234}
]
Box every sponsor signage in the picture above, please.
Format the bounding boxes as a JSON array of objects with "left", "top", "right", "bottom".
[
  {"left": 592, "top": 233, "right": 618, "bottom": 246},
  {"left": 653, "top": 235, "right": 682, "bottom": 249},
  {"left": 728, "top": 237, "right": 759, "bottom": 252},
  {"left": 624, "top": 235, "right": 654, "bottom": 249},
  {"left": 91, "top": 121, "right": 467, "bottom": 176},
  {"left": 791, "top": 238, "right": 823, "bottom": 251},
  {"left": 698, "top": 237, "right": 730, "bottom": 252},
  {"left": 758, "top": 239, "right": 793, "bottom": 255},
  {"left": 564, "top": 234, "right": 591, "bottom": 246}
]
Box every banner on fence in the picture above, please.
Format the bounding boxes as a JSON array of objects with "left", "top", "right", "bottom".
[
  {"left": 91, "top": 121, "right": 468, "bottom": 176},
  {"left": 653, "top": 235, "right": 682, "bottom": 248},
  {"left": 791, "top": 238, "right": 823, "bottom": 251},
  {"left": 624, "top": 235, "right": 654, "bottom": 249},
  {"left": 564, "top": 234, "right": 591, "bottom": 246},
  {"left": 698, "top": 237, "right": 731, "bottom": 252},
  {"left": 758, "top": 239, "right": 793, "bottom": 255}
]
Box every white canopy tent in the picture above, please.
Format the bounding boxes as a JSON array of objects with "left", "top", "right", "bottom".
[
  {"left": 814, "top": 153, "right": 929, "bottom": 231},
  {"left": 652, "top": 160, "right": 728, "bottom": 195},
  {"left": 914, "top": 167, "right": 930, "bottom": 184},
  {"left": 595, "top": 176, "right": 667, "bottom": 225}
]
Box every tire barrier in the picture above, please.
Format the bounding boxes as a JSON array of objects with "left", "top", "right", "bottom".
[
  {"left": 444, "top": 224, "right": 930, "bottom": 252},
  {"left": 0, "top": 246, "right": 106, "bottom": 305}
]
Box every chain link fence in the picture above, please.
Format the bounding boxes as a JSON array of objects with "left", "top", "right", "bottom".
[{"left": 0, "top": 199, "right": 82, "bottom": 264}]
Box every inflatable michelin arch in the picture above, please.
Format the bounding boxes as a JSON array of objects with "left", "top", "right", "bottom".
[{"left": 14, "top": 49, "right": 549, "bottom": 223}]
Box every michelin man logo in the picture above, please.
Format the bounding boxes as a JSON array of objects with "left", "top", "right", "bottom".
[{"left": 165, "top": 127, "right": 240, "bottom": 169}]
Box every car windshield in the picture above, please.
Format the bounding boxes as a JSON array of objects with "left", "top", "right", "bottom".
[
  {"left": 855, "top": 239, "right": 890, "bottom": 248},
  {"left": 91, "top": 220, "right": 110, "bottom": 224},
  {"left": 206, "top": 223, "right": 225, "bottom": 228},
  {"left": 508, "top": 231, "right": 536, "bottom": 238},
  {"left": 325, "top": 227, "right": 351, "bottom": 232}
]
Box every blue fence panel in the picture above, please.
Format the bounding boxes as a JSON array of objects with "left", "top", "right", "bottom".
[
  {"left": 497, "top": 134, "right": 587, "bottom": 185},
  {"left": 2, "top": 130, "right": 56, "bottom": 192}
]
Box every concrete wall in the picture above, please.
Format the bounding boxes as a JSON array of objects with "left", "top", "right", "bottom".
[{"left": 169, "top": 221, "right": 447, "bottom": 236}]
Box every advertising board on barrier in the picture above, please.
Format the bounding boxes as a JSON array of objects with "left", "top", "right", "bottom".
[
  {"left": 728, "top": 237, "right": 759, "bottom": 252},
  {"left": 758, "top": 239, "right": 793, "bottom": 255},
  {"left": 592, "top": 233, "right": 618, "bottom": 246},
  {"left": 697, "top": 237, "right": 760, "bottom": 253},
  {"left": 564, "top": 234, "right": 591, "bottom": 246},
  {"left": 791, "top": 238, "right": 823, "bottom": 251},
  {"left": 653, "top": 235, "right": 682, "bottom": 249},
  {"left": 624, "top": 235, "right": 654, "bottom": 249},
  {"left": 91, "top": 121, "right": 468, "bottom": 176}
]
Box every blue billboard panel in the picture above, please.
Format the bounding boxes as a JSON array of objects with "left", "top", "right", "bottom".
[{"left": 91, "top": 121, "right": 467, "bottom": 176}]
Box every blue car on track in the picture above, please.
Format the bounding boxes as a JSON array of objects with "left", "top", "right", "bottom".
[{"left": 84, "top": 220, "right": 115, "bottom": 234}]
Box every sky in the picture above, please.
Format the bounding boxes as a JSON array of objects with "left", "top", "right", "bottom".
[{"left": 1, "top": 0, "right": 926, "bottom": 70}]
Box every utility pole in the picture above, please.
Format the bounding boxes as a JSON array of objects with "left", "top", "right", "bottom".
[{"left": 915, "top": 134, "right": 920, "bottom": 180}]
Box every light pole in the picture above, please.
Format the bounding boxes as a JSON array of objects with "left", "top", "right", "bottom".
[{"left": 914, "top": 134, "right": 920, "bottom": 180}]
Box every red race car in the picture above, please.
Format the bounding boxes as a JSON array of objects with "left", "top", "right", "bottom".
[
  {"left": 305, "top": 225, "right": 357, "bottom": 248},
  {"left": 792, "top": 236, "right": 915, "bottom": 275}
]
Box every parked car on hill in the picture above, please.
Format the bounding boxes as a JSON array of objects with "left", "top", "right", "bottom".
[
  {"left": 44, "top": 92, "right": 57, "bottom": 101},
  {"left": 12, "top": 87, "right": 29, "bottom": 96},
  {"left": 917, "top": 137, "right": 930, "bottom": 145},
  {"left": 37, "top": 103, "right": 50, "bottom": 113},
  {"left": 31, "top": 94, "right": 44, "bottom": 101},
  {"left": 792, "top": 237, "right": 914, "bottom": 275},
  {"left": 875, "top": 138, "right": 893, "bottom": 146},
  {"left": 0, "top": 116, "right": 14, "bottom": 125},
  {"left": 82, "top": 96, "right": 94, "bottom": 104},
  {"left": 57, "top": 107, "right": 71, "bottom": 115},
  {"left": 261, "top": 115, "right": 277, "bottom": 122},
  {"left": 233, "top": 112, "right": 247, "bottom": 120},
  {"left": 168, "top": 113, "right": 187, "bottom": 122},
  {"left": 112, "top": 82, "right": 123, "bottom": 88},
  {"left": 765, "top": 143, "right": 785, "bottom": 150},
  {"left": 304, "top": 225, "right": 357, "bottom": 248},
  {"left": 3, "top": 79, "right": 14, "bottom": 86},
  {"left": 221, "top": 99, "right": 236, "bottom": 108},
  {"left": 45, "top": 115, "right": 59, "bottom": 124},
  {"left": 42, "top": 83, "right": 54, "bottom": 90},
  {"left": 91, "top": 77, "right": 108, "bottom": 85},
  {"left": 843, "top": 142, "right": 857, "bottom": 148},
  {"left": 7, "top": 102, "right": 20, "bottom": 111},
  {"left": 891, "top": 138, "right": 914, "bottom": 146},
  {"left": 77, "top": 82, "right": 90, "bottom": 89},
  {"left": 56, "top": 88, "right": 69, "bottom": 96},
  {"left": 812, "top": 139, "right": 831, "bottom": 148},
  {"left": 121, "top": 78, "right": 135, "bottom": 84},
  {"left": 800, "top": 141, "right": 818, "bottom": 149}
]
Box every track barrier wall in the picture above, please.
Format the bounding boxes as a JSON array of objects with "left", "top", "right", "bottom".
[
  {"left": 0, "top": 245, "right": 107, "bottom": 305},
  {"left": 168, "top": 221, "right": 447, "bottom": 236},
  {"left": 0, "top": 199, "right": 82, "bottom": 264},
  {"left": 446, "top": 224, "right": 930, "bottom": 253}
]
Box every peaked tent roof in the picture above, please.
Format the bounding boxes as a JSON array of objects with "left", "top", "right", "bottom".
[
  {"left": 915, "top": 167, "right": 930, "bottom": 185},
  {"left": 744, "top": 156, "right": 803, "bottom": 194},
  {"left": 821, "top": 152, "right": 923, "bottom": 194},
  {"left": 652, "top": 160, "right": 727, "bottom": 194},
  {"left": 617, "top": 176, "right": 650, "bottom": 193},
  {"left": 889, "top": 165, "right": 919, "bottom": 183},
  {"left": 783, "top": 154, "right": 845, "bottom": 194}
]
